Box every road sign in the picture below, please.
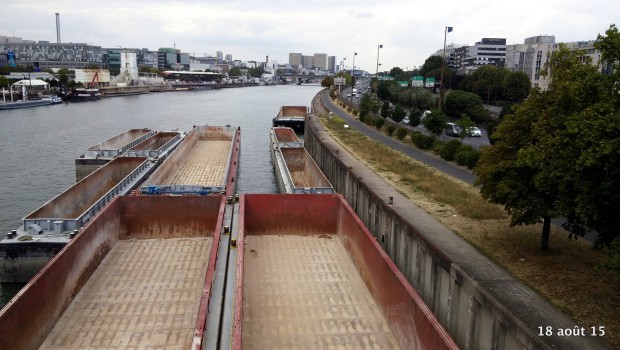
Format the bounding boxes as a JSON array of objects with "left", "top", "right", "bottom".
[
  {"left": 334, "top": 77, "right": 345, "bottom": 86},
  {"left": 425, "top": 77, "right": 435, "bottom": 88},
  {"left": 412, "top": 76, "right": 424, "bottom": 87}
]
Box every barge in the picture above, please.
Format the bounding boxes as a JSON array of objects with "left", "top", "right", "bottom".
[
  {"left": 271, "top": 127, "right": 333, "bottom": 194},
  {"left": 0, "top": 156, "right": 157, "bottom": 282},
  {"left": 141, "top": 125, "right": 240, "bottom": 196},
  {"left": 0, "top": 194, "right": 459, "bottom": 350},
  {"left": 75, "top": 128, "right": 185, "bottom": 181},
  {"left": 272, "top": 105, "right": 308, "bottom": 132}
]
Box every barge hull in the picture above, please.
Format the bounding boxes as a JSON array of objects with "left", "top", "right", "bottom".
[
  {"left": 232, "top": 194, "right": 459, "bottom": 350},
  {"left": 0, "top": 196, "right": 225, "bottom": 350}
]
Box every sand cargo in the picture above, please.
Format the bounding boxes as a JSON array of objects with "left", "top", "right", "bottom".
[
  {"left": 0, "top": 156, "right": 157, "bottom": 282},
  {"left": 270, "top": 127, "right": 333, "bottom": 194},
  {"left": 141, "top": 125, "right": 240, "bottom": 196},
  {"left": 0, "top": 194, "right": 459, "bottom": 350}
]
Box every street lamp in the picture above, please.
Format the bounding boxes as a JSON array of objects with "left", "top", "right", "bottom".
[
  {"left": 375, "top": 44, "right": 383, "bottom": 77},
  {"left": 438, "top": 26, "right": 453, "bottom": 108},
  {"left": 351, "top": 52, "right": 357, "bottom": 102}
]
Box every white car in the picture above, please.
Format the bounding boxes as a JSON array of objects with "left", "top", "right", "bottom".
[{"left": 470, "top": 127, "right": 482, "bottom": 137}]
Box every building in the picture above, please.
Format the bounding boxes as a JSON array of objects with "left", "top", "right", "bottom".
[
  {"left": 312, "top": 53, "right": 327, "bottom": 70},
  {"left": 289, "top": 52, "right": 302, "bottom": 67},
  {"left": 0, "top": 40, "right": 103, "bottom": 70},
  {"left": 216, "top": 51, "right": 223, "bottom": 62},
  {"left": 302, "top": 55, "right": 313, "bottom": 69},
  {"left": 462, "top": 38, "right": 507, "bottom": 69},
  {"left": 225, "top": 54, "right": 232, "bottom": 63},
  {"left": 327, "top": 56, "right": 336, "bottom": 73}
]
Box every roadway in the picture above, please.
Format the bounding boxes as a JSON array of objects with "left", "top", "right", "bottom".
[
  {"left": 319, "top": 89, "right": 476, "bottom": 184},
  {"left": 319, "top": 89, "right": 598, "bottom": 243}
]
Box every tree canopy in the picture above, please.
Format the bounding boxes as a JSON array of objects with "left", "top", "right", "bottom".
[{"left": 474, "top": 25, "right": 620, "bottom": 251}]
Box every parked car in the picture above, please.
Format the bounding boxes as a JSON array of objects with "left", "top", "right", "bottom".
[
  {"left": 401, "top": 116, "right": 410, "bottom": 125},
  {"left": 470, "top": 126, "right": 482, "bottom": 137},
  {"left": 445, "top": 122, "right": 461, "bottom": 137}
]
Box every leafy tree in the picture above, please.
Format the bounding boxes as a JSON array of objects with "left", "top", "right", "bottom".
[
  {"left": 408, "top": 107, "right": 422, "bottom": 127},
  {"left": 248, "top": 66, "right": 264, "bottom": 78},
  {"left": 503, "top": 71, "right": 531, "bottom": 102},
  {"left": 228, "top": 67, "right": 242, "bottom": 76},
  {"left": 389, "top": 67, "right": 405, "bottom": 81},
  {"left": 420, "top": 55, "right": 450, "bottom": 82},
  {"left": 475, "top": 35, "right": 620, "bottom": 250},
  {"left": 321, "top": 77, "right": 334, "bottom": 88},
  {"left": 467, "top": 65, "right": 508, "bottom": 102},
  {"left": 380, "top": 101, "right": 391, "bottom": 118},
  {"left": 422, "top": 109, "right": 447, "bottom": 137},
  {"left": 392, "top": 104, "right": 406, "bottom": 122},
  {"left": 456, "top": 114, "right": 475, "bottom": 140},
  {"left": 444, "top": 90, "right": 490, "bottom": 122},
  {"left": 0, "top": 75, "right": 10, "bottom": 88},
  {"left": 376, "top": 80, "right": 400, "bottom": 101},
  {"left": 58, "top": 68, "right": 70, "bottom": 85}
]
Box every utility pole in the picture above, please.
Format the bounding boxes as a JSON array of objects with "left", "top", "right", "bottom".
[{"left": 438, "top": 26, "right": 453, "bottom": 109}]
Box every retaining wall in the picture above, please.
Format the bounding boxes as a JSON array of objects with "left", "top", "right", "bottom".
[{"left": 304, "top": 112, "right": 610, "bottom": 350}]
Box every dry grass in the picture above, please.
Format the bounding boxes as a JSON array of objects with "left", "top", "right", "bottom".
[{"left": 316, "top": 100, "right": 620, "bottom": 349}]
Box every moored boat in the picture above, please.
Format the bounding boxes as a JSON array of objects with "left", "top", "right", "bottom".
[{"left": 62, "top": 87, "right": 101, "bottom": 102}]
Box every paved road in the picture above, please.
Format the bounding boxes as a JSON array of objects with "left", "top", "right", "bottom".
[
  {"left": 320, "top": 90, "right": 476, "bottom": 185},
  {"left": 320, "top": 90, "right": 599, "bottom": 243}
]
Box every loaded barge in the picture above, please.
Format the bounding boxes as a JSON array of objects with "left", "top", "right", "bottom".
[
  {"left": 0, "top": 194, "right": 459, "bottom": 350},
  {"left": 271, "top": 105, "right": 308, "bottom": 132},
  {"left": 1, "top": 125, "right": 236, "bottom": 283},
  {"left": 270, "top": 126, "right": 333, "bottom": 194},
  {"left": 141, "top": 125, "right": 240, "bottom": 196}
]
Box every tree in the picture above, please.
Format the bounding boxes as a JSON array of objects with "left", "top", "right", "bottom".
[
  {"left": 475, "top": 34, "right": 620, "bottom": 250},
  {"left": 228, "top": 67, "right": 242, "bottom": 76},
  {"left": 456, "top": 114, "right": 475, "bottom": 140},
  {"left": 392, "top": 104, "right": 406, "bottom": 123},
  {"left": 389, "top": 67, "right": 405, "bottom": 81},
  {"left": 423, "top": 109, "right": 447, "bottom": 137},
  {"left": 408, "top": 107, "right": 422, "bottom": 127},
  {"left": 444, "top": 90, "right": 491, "bottom": 122},
  {"left": 321, "top": 77, "right": 334, "bottom": 88},
  {"left": 0, "top": 76, "right": 10, "bottom": 89},
  {"left": 503, "top": 71, "right": 531, "bottom": 102},
  {"left": 248, "top": 66, "right": 264, "bottom": 78},
  {"left": 380, "top": 101, "right": 391, "bottom": 118},
  {"left": 58, "top": 68, "right": 69, "bottom": 85}
]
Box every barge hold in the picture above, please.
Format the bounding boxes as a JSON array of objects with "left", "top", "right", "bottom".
[
  {"left": 0, "top": 196, "right": 225, "bottom": 350},
  {"left": 0, "top": 194, "right": 459, "bottom": 350},
  {"left": 271, "top": 127, "right": 333, "bottom": 194},
  {"left": 141, "top": 125, "right": 240, "bottom": 196},
  {"left": 0, "top": 156, "right": 157, "bottom": 282},
  {"left": 272, "top": 105, "right": 308, "bottom": 132},
  {"left": 231, "top": 194, "right": 459, "bottom": 350},
  {"left": 75, "top": 128, "right": 155, "bottom": 181}
]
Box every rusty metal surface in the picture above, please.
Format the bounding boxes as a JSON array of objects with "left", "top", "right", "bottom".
[
  {"left": 277, "top": 106, "right": 308, "bottom": 117},
  {"left": 281, "top": 148, "right": 333, "bottom": 189},
  {"left": 224, "top": 127, "right": 240, "bottom": 197},
  {"left": 273, "top": 127, "right": 301, "bottom": 143},
  {"left": 232, "top": 194, "right": 459, "bottom": 350},
  {"left": 0, "top": 196, "right": 225, "bottom": 350},
  {"left": 87, "top": 129, "right": 152, "bottom": 151},
  {"left": 25, "top": 157, "right": 147, "bottom": 219},
  {"left": 128, "top": 131, "right": 179, "bottom": 151}
]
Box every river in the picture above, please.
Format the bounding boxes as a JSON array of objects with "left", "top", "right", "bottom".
[{"left": 0, "top": 84, "right": 323, "bottom": 307}]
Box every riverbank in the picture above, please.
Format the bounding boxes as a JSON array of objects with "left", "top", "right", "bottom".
[{"left": 311, "top": 90, "right": 619, "bottom": 349}]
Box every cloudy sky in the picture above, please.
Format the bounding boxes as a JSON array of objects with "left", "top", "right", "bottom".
[{"left": 1, "top": 0, "right": 618, "bottom": 72}]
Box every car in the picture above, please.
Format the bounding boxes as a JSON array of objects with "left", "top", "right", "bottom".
[
  {"left": 445, "top": 122, "right": 461, "bottom": 137},
  {"left": 401, "top": 116, "right": 410, "bottom": 125},
  {"left": 469, "top": 126, "right": 482, "bottom": 137}
]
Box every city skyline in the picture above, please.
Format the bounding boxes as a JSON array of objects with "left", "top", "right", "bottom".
[{"left": 1, "top": 0, "right": 618, "bottom": 71}]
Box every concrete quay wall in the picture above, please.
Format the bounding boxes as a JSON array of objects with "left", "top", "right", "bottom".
[{"left": 303, "top": 114, "right": 610, "bottom": 350}]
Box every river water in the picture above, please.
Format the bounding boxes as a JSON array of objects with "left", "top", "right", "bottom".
[{"left": 0, "top": 84, "right": 322, "bottom": 308}]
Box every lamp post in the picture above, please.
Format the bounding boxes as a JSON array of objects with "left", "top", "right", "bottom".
[
  {"left": 375, "top": 44, "right": 383, "bottom": 77},
  {"left": 438, "top": 26, "right": 453, "bottom": 108},
  {"left": 351, "top": 52, "right": 357, "bottom": 102}
]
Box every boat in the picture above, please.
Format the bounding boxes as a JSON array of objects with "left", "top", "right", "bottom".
[
  {"left": 62, "top": 87, "right": 101, "bottom": 101},
  {"left": 272, "top": 105, "right": 308, "bottom": 132},
  {"left": 0, "top": 96, "right": 62, "bottom": 110}
]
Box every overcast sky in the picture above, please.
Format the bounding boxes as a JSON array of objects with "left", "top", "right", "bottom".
[{"left": 1, "top": 1, "right": 618, "bottom": 72}]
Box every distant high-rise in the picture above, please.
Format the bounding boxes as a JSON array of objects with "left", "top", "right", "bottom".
[
  {"left": 313, "top": 53, "right": 327, "bottom": 70},
  {"left": 289, "top": 52, "right": 302, "bottom": 66},
  {"left": 225, "top": 54, "right": 232, "bottom": 62},
  {"left": 216, "top": 51, "right": 223, "bottom": 62}
]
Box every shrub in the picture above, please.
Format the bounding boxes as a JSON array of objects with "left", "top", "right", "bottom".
[
  {"left": 454, "top": 145, "right": 482, "bottom": 169},
  {"left": 395, "top": 127, "right": 407, "bottom": 140},
  {"left": 353, "top": 110, "right": 359, "bottom": 116},
  {"left": 439, "top": 140, "right": 462, "bottom": 161},
  {"left": 374, "top": 118, "right": 385, "bottom": 129},
  {"left": 364, "top": 115, "right": 376, "bottom": 127},
  {"left": 387, "top": 125, "right": 396, "bottom": 136},
  {"left": 411, "top": 131, "right": 434, "bottom": 149},
  {"left": 347, "top": 107, "right": 352, "bottom": 113}
]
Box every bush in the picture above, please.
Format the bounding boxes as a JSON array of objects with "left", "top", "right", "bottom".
[
  {"left": 364, "top": 115, "right": 376, "bottom": 127},
  {"left": 374, "top": 118, "right": 385, "bottom": 129},
  {"left": 347, "top": 107, "right": 352, "bottom": 113},
  {"left": 353, "top": 110, "right": 358, "bottom": 116},
  {"left": 439, "top": 140, "right": 462, "bottom": 161},
  {"left": 395, "top": 127, "right": 407, "bottom": 140},
  {"left": 454, "top": 145, "right": 482, "bottom": 169},
  {"left": 411, "top": 131, "right": 435, "bottom": 149},
  {"left": 387, "top": 125, "right": 396, "bottom": 136}
]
